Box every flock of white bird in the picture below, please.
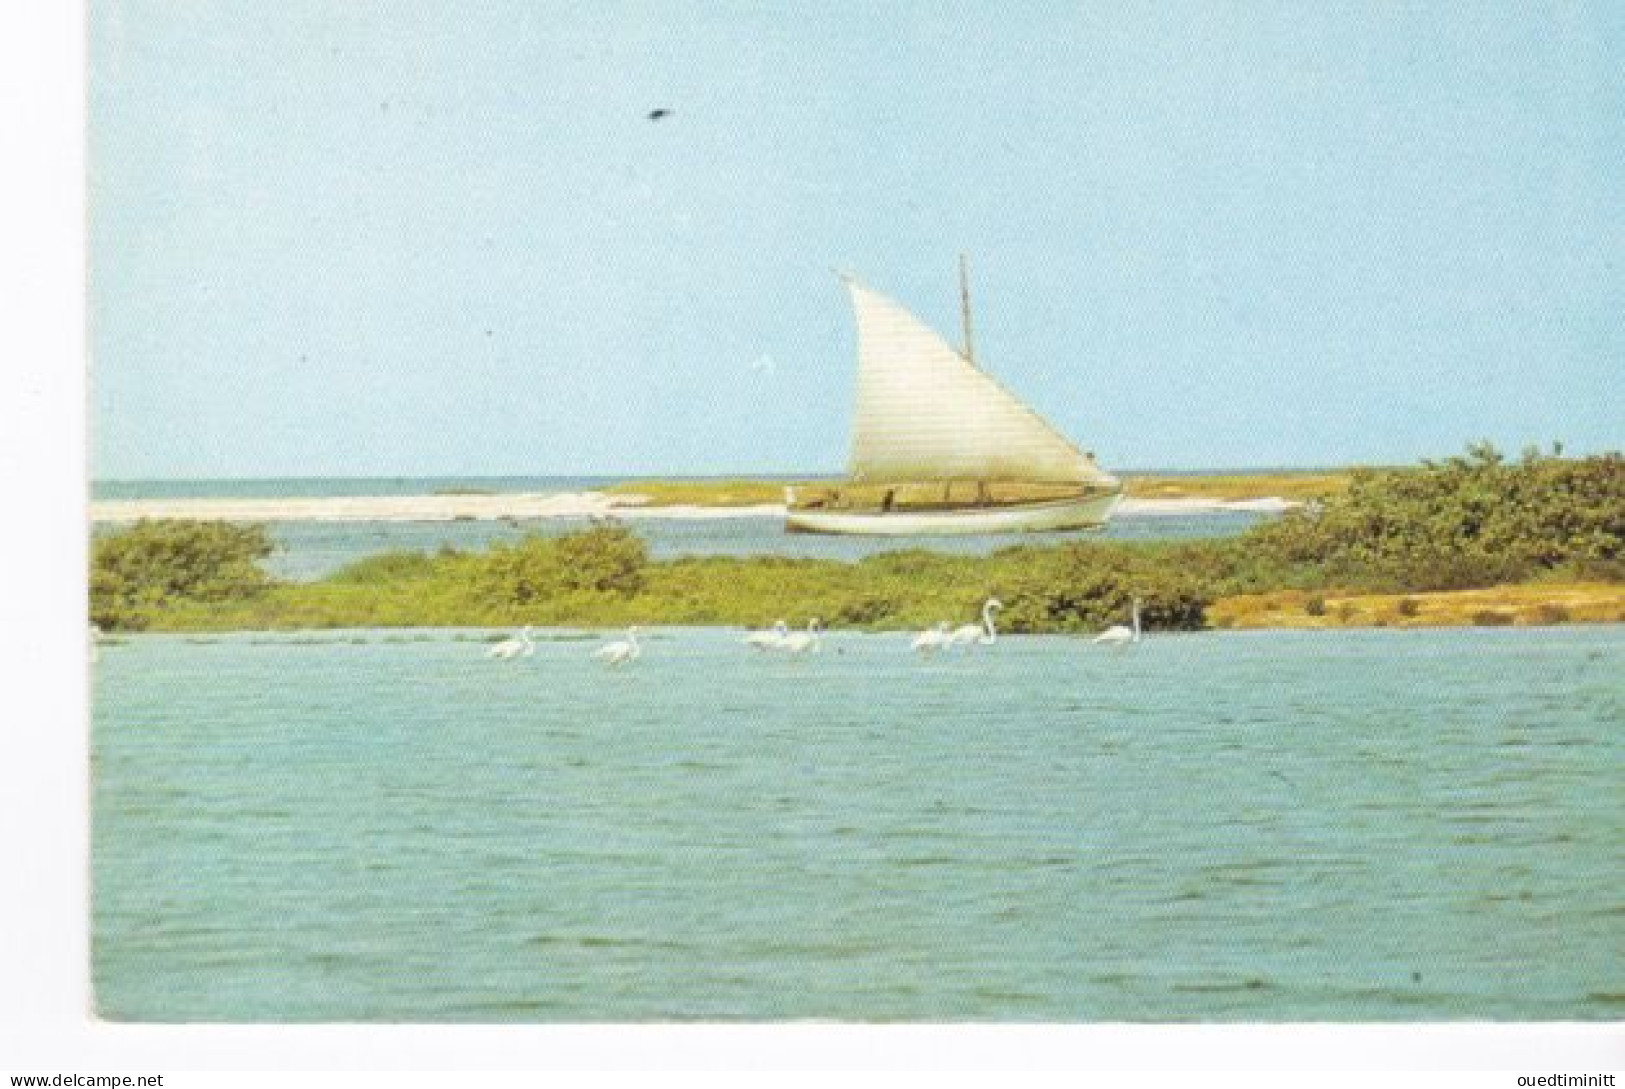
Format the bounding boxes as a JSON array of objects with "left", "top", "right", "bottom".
[
  {"left": 744, "top": 617, "right": 825, "bottom": 655},
  {"left": 908, "top": 597, "right": 1004, "bottom": 654},
  {"left": 487, "top": 597, "right": 1145, "bottom": 667}
]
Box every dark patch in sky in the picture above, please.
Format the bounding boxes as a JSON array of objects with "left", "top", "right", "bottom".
[{"left": 646, "top": 108, "right": 670, "bottom": 121}]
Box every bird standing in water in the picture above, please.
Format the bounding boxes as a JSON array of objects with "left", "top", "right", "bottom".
[
  {"left": 593, "top": 627, "right": 643, "bottom": 667},
  {"left": 1092, "top": 600, "right": 1143, "bottom": 648},
  {"left": 487, "top": 625, "right": 535, "bottom": 660}
]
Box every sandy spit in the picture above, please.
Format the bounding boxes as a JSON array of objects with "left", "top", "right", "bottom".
[
  {"left": 1128, "top": 496, "right": 1299, "bottom": 516},
  {"left": 90, "top": 491, "right": 1296, "bottom": 524},
  {"left": 89, "top": 492, "right": 778, "bottom": 523}
]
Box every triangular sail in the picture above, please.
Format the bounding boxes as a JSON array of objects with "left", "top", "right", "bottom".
[{"left": 844, "top": 279, "right": 1117, "bottom": 486}]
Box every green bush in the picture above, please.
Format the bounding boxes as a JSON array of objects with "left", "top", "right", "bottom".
[
  {"left": 993, "top": 542, "right": 1211, "bottom": 633},
  {"left": 474, "top": 525, "right": 648, "bottom": 606},
  {"left": 1245, "top": 445, "right": 1624, "bottom": 591},
  {"left": 833, "top": 593, "right": 901, "bottom": 626},
  {"left": 1305, "top": 595, "right": 1327, "bottom": 617},
  {"left": 552, "top": 526, "right": 649, "bottom": 595},
  {"left": 331, "top": 550, "right": 438, "bottom": 584},
  {"left": 91, "top": 520, "right": 274, "bottom": 630},
  {"left": 1396, "top": 597, "right": 1420, "bottom": 618}
]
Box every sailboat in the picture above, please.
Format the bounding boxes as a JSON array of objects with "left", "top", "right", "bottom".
[{"left": 785, "top": 259, "right": 1122, "bottom": 535}]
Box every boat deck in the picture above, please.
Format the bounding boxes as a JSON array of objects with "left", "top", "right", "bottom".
[{"left": 787, "top": 480, "right": 1117, "bottom": 515}]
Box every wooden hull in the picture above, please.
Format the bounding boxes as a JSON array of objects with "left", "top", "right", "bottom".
[{"left": 785, "top": 492, "right": 1121, "bottom": 536}]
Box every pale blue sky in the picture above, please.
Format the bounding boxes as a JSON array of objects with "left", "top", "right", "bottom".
[{"left": 91, "top": 1, "right": 1622, "bottom": 479}]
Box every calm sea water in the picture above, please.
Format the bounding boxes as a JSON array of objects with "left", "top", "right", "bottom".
[
  {"left": 93, "top": 625, "right": 1624, "bottom": 1021},
  {"left": 251, "top": 511, "right": 1267, "bottom": 581}
]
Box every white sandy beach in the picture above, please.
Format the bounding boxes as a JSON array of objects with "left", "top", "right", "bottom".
[{"left": 89, "top": 491, "right": 1296, "bottom": 523}]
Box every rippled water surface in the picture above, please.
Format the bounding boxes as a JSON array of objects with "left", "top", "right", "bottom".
[{"left": 92, "top": 626, "right": 1624, "bottom": 1021}]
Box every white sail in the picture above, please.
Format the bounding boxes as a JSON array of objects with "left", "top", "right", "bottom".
[{"left": 844, "top": 279, "right": 1116, "bottom": 486}]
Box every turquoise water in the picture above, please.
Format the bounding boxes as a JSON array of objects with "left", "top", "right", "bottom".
[
  {"left": 244, "top": 510, "right": 1267, "bottom": 581},
  {"left": 92, "top": 625, "right": 1624, "bottom": 1021}
]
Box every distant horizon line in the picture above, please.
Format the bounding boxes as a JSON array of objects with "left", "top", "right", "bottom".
[{"left": 91, "top": 464, "right": 1384, "bottom": 484}]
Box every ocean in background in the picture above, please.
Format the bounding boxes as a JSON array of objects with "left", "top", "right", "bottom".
[
  {"left": 92, "top": 624, "right": 1625, "bottom": 1021},
  {"left": 91, "top": 474, "right": 814, "bottom": 501},
  {"left": 89, "top": 470, "right": 1322, "bottom": 502}
]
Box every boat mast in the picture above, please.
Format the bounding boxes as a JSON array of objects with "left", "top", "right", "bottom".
[
  {"left": 958, "top": 253, "right": 977, "bottom": 367},
  {"left": 960, "top": 254, "right": 990, "bottom": 503}
]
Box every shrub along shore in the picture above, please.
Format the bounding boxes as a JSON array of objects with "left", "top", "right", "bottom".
[{"left": 91, "top": 446, "right": 1623, "bottom": 634}]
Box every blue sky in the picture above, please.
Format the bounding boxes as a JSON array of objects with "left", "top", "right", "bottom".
[{"left": 91, "top": 1, "right": 1622, "bottom": 478}]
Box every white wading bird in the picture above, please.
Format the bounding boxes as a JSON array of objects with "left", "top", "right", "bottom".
[
  {"left": 777, "top": 618, "right": 823, "bottom": 655},
  {"left": 592, "top": 626, "right": 642, "bottom": 667},
  {"left": 911, "top": 621, "right": 953, "bottom": 654},
  {"left": 487, "top": 625, "right": 536, "bottom": 660},
  {"left": 948, "top": 598, "right": 1003, "bottom": 648},
  {"left": 1092, "top": 599, "right": 1143, "bottom": 647},
  {"left": 743, "top": 619, "right": 790, "bottom": 651}
]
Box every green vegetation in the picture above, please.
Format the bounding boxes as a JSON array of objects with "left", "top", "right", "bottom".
[
  {"left": 127, "top": 528, "right": 1219, "bottom": 634},
  {"left": 91, "top": 520, "right": 274, "bottom": 631},
  {"left": 92, "top": 447, "right": 1623, "bottom": 633},
  {"left": 1246, "top": 444, "right": 1624, "bottom": 590}
]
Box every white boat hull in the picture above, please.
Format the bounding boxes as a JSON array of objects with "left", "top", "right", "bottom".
[{"left": 786, "top": 492, "right": 1121, "bottom": 536}]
